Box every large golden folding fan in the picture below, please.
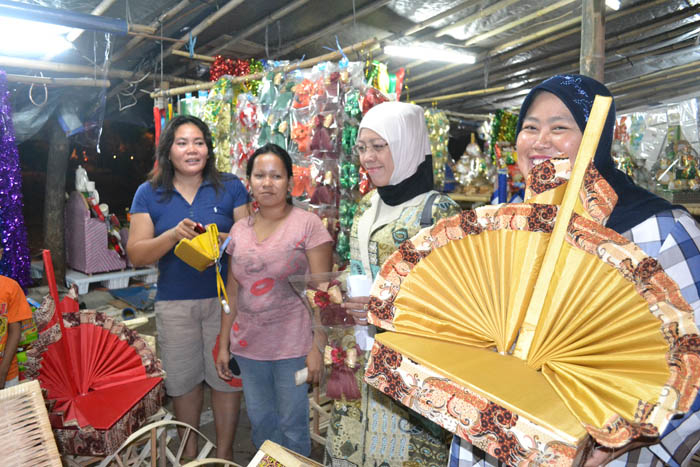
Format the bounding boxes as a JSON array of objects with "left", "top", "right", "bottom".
[{"left": 364, "top": 96, "right": 700, "bottom": 465}]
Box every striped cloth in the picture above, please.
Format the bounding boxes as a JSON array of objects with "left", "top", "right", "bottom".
[{"left": 449, "top": 209, "right": 700, "bottom": 466}]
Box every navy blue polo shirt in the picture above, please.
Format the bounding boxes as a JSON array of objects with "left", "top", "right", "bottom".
[{"left": 130, "top": 174, "right": 249, "bottom": 301}]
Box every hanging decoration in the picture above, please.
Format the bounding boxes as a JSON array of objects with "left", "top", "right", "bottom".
[
  {"left": 0, "top": 71, "right": 31, "bottom": 288},
  {"left": 424, "top": 108, "right": 450, "bottom": 191}
]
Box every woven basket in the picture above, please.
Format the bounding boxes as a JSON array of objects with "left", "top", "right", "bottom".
[{"left": 0, "top": 380, "right": 61, "bottom": 466}]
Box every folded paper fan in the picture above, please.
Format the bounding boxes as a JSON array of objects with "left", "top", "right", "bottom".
[
  {"left": 23, "top": 251, "right": 165, "bottom": 456},
  {"left": 174, "top": 223, "right": 220, "bottom": 271},
  {"left": 364, "top": 96, "right": 700, "bottom": 465}
]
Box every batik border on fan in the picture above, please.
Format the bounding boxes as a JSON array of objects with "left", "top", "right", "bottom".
[{"left": 364, "top": 161, "right": 700, "bottom": 465}]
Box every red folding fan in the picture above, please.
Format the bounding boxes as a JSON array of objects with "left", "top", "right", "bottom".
[{"left": 23, "top": 250, "right": 165, "bottom": 456}]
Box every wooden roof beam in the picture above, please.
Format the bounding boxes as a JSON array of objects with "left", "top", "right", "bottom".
[
  {"left": 112, "top": 0, "right": 192, "bottom": 63},
  {"left": 150, "top": 37, "right": 379, "bottom": 98},
  {"left": 0, "top": 55, "right": 201, "bottom": 86},
  {"left": 434, "top": 0, "right": 521, "bottom": 38},
  {"left": 407, "top": 0, "right": 673, "bottom": 88},
  {"left": 273, "top": 0, "right": 392, "bottom": 58},
  {"left": 207, "top": 0, "right": 311, "bottom": 57},
  {"left": 160, "top": 0, "right": 246, "bottom": 62}
]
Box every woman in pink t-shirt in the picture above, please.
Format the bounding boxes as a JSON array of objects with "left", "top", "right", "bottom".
[{"left": 216, "top": 143, "right": 332, "bottom": 456}]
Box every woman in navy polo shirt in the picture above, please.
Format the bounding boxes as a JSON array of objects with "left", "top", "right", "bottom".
[{"left": 127, "top": 115, "right": 249, "bottom": 461}]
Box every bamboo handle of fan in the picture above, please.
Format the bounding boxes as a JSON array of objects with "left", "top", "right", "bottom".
[{"left": 512, "top": 95, "right": 613, "bottom": 363}]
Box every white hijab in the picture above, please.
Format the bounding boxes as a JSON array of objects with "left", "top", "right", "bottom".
[{"left": 358, "top": 102, "right": 431, "bottom": 185}]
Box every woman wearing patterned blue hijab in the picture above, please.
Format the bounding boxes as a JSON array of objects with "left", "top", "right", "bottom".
[
  {"left": 516, "top": 74, "right": 677, "bottom": 233},
  {"left": 450, "top": 74, "right": 700, "bottom": 467}
]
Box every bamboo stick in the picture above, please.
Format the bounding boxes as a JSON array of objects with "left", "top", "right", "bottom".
[
  {"left": 0, "top": 55, "right": 202, "bottom": 86},
  {"left": 129, "top": 23, "right": 157, "bottom": 35},
  {"left": 434, "top": 0, "right": 521, "bottom": 37},
  {"left": 608, "top": 4, "right": 700, "bottom": 45},
  {"left": 618, "top": 82, "right": 700, "bottom": 112},
  {"left": 489, "top": 17, "right": 581, "bottom": 56},
  {"left": 580, "top": 0, "right": 605, "bottom": 81},
  {"left": 167, "top": 0, "right": 475, "bottom": 67},
  {"left": 412, "top": 84, "right": 509, "bottom": 104},
  {"left": 112, "top": 0, "right": 191, "bottom": 63},
  {"left": 273, "top": 0, "right": 391, "bottom": 57},
  {"left": 426, "top": 37, "right": 696, "bottom": 110},
  {"left": 492, "top": 0, "right": 671, "bottom": 57},
  {"left": 408, "top": 0, "right": 672, "bottom": 88},
  {"left": 150, "top": 37, "right": 380, "bottom": 98},
  {"left": 464, "top": 0, "right": 576, "bottom": 47},
  {"left": 172, "top": 49, "right": 216, "bottom": 63},
  {"left": 610, "top": 61, "right": 700, "bottom": 94},
  {"left": 414, "top": 8, "right": 697, "bottom": 97},
  {"left": 66, "top": 0, "right": 118, "bottom": 42},
  {"left": 6, "top": 74, "right": 111, "bottom": 87},
  {"left": 411, "top": 7, "right": 690, "bottom": 99},
  {"left": 616, "top": 74, "right": 700, "bottom": 102},
  {"left": 127, "top": 31, "right": 184, "bottom": 43},
  {"left": 443, "top": 110, "right": 490, "bottom": 120},
  {"left": 609, "top": 22, "right": 700, "bottom": 59},
  {"left": 403, "top": 0, "right": 481, "bottom": 36},
  {"left": 207, "top": 0, "right": 310, "bottom": 56},
  {"left": 161, "top": 0, "right": 246, "bottom": 60}
]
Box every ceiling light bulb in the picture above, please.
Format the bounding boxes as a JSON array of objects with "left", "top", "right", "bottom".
[
  {"left": 384, "top": 45, "right": 476, "bottom": 64},
  {"left": 605, "top": 0, "right": 621, "bottom": 10}
]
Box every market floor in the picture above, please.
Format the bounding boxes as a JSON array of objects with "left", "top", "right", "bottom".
[{"left": 26, "top": 283, "right": 325, "bottom": 465}]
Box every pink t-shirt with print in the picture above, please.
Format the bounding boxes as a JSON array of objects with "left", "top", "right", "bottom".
[{"left": 226, "top": 207, "right": 332, "bottom": 360}]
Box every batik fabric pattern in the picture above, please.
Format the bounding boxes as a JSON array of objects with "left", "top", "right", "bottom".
[
  {"left": 325, "top": 190, "right": 459, "bottom": 467},
  {"left": 452, "top": 184, "right": 700, "bottom": 467},
  {"left": 365, "top": 162, "right": 700, "bottom": 466}
]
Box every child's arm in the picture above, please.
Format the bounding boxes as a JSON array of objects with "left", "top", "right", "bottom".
[{"left": 0, "top": 321, "right": 21, "bottom": 389}]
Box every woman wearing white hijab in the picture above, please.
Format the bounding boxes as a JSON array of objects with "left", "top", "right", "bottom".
[{"left": 324, "top": 102, "right": 459, "bottom": 466}]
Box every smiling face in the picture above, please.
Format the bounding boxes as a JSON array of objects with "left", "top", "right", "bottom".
[
  {"left": 169, "top": 123, "right": 209, "bottom": 178},
  {"left": 357, "top": 128, "right": 394, "bottom": 187},
  {"left": 516, "top": 91, "right": 583, "bottom": 176},
  {"left": 249, "top": 153, "right": 290, "bottom": 208}
]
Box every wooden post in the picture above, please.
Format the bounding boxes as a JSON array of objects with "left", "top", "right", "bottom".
[
  {"left": 580, "top": 0, "right": 605, "bottom": 81},
  {"left": 43, "top": 119, "right": 69, "bottom": 287}
]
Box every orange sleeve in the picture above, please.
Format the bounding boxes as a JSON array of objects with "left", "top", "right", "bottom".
[{"left": 8, "top": 282, "right": 32, "bottom": 323}]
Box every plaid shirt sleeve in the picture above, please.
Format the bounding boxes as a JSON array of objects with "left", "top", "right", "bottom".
[
  {"left": 613, "top": 209, "right": 700, "bottom": 466},
  {"left": 448, "top": 210, "right": 700, "bottom": 467}
]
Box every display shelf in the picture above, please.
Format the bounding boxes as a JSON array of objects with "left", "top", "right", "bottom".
[{"left": 65, "top": 267, "right": 158, "bottom": 295}]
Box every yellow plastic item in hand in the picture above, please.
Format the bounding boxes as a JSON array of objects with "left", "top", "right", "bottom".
[{"left": 174, "top": 223, "right": 220, "bottom": 272}]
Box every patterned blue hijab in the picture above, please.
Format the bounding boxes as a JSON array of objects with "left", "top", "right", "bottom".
[{"left": 516, "top": 74, "right": 676, "bottom": 234}]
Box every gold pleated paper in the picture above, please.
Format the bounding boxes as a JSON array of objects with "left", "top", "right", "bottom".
[{"left": 367, "top": 96, "right": 699, "bottom": 453}]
